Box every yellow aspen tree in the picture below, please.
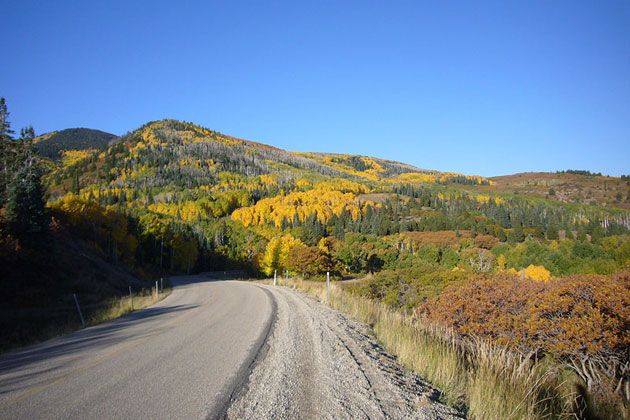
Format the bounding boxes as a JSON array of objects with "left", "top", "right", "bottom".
[
  {"left": 279, "top": 234, "right": 304, "bottom": 270},
  {"left": 262, "top": 237, "right": 282, "bottom": 276}
]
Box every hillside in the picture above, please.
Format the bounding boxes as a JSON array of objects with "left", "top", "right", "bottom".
[
  {"left": 34, "top": 127, "right": 118, "bottom": 160},
  {"left": 44, "top": 119, "right": 630, "bottom": 231},
  {"left": 45, "top": 120, "right": 490, "bottom": 195},
  {"left": 462, "top": 171, "right": 630, "bottom": 210},
  {"left": 41, "top": 118, "right": 630, "bottom": 275},
  {"left": 0, "top": 230, "right": 148, "bottom": 352}
]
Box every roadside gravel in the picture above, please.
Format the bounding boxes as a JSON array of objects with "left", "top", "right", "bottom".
[{"left": 226, "top": 285, "right": 465, "bottom": 420}]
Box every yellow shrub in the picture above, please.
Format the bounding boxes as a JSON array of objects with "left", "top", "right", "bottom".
[{"left": 520, "top": 264, "right": 552, "bottom": 282}]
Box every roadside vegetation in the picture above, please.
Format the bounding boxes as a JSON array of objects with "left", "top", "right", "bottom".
[
  {"left": 86, "top": 286, "right": 170, "bottom": 327},
  {"left": 281, "top": 277, "right": 628, "bottom": 420}
]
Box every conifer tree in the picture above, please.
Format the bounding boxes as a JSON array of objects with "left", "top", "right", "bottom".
[
  {"left": 546, "top": 226, "right": 559, "bottom": 240},
  {"left": 5, "top": 148, "right": 49, "bottom": 245},
  {"left": 0, "top": 97, "right": 16, "bottom": 205},
  {"left": 0, "top": 98, "right": 13, "bottom": 138}
]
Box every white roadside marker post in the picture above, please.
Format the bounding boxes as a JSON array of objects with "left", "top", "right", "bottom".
[
  {"left": 161, "top": 277, "right": 163, "bottom": 292},
  {"left": 327, "top": 272, "right": 330, "bottom": 302},
  {"left": 274, "top": 270, "right": 277, "bottom": 286},
  {"left": 286, "top": 270, "right": 289, "bottom": 287},
  {"left": 73, "top": 293, "right": 86, "bottom": 328},
  {"left": 129, "top": 286, "right": 133, "bottom": 310},
  {"left": 155, "top": 281, "right": 158, "bottom": 298}
]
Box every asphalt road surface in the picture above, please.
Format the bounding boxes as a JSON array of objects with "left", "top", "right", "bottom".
[
  {"left": 0, "top": 277, "right": 463, "bottom": 419},
  {"left": 0, "top": 277, "right": 274, "bottom": 419}
]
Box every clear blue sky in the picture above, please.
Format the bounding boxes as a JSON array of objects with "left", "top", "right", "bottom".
[{"left": 3, "top": 1, "right": 629, "bottom": 177}]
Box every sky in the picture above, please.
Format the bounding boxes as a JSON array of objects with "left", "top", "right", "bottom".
[{"left": 2, "top": 1, "right": 629, "bottom": 177}]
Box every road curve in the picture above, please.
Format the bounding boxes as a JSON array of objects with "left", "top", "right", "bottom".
[{"left": 0, "top": 276, "right": 274, "bottom": 420}]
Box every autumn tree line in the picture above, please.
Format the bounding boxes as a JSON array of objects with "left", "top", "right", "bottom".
[{"left": 18, "top": 116, "right": 628, "bottom": 284}]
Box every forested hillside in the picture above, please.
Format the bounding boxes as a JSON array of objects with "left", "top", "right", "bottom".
[
  {"left": 34, "top": 127, "right": 117, "bottom": 160},
  {"left": 36, "top": 119, "right": 629, "bottom": 279},
  {"left": 464, "top": 171, "right": 630, "bottom": 210},
  {"left": 2, "top": 113, "right": 629, "bottom": 417}
]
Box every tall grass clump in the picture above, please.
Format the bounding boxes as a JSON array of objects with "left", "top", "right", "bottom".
[{"left": 86, "top": 286, "right": 170, "bottom": 326}]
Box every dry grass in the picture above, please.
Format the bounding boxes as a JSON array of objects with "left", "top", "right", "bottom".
[
  {"left": 269, "top": 277, "right": 578, "bottom": 420},
  {"left": 86, "top": 287, "right": 170, "bottom": 326}
]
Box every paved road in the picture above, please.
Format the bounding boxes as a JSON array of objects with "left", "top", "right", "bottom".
[
  {"left": 0, "top": 277, "right": 274, "bottom": 420},
  {"left": 0, "top": 278, "right": 464, "bottom": 419}
]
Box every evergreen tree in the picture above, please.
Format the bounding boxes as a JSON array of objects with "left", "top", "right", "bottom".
[
  {"left": 496, "top": 227, "right": 507, "bottom": 242},
  {"left": 333, "top": 218, "right": 345, "bottom": 240},
  {"left": 509, "top": 226, "right": 525, "bottom": 244},
  {"left": 19, "top": 126, "right": 35, "bottom": 144},
  {"left": 546, "top": 225, "right": 559, "bottom": 240},
  {"left": 534, "top": 225, "right": 545, "bottom": 240},
  {"left": 71, "top": 173, "right": 80, "bottom": 194},
  {"left": 399, "top": 216, "right": 407, "bottom": 233},
  {"left": 5, "top": 150, "right": 49, "bottom": 245},
  {"left": 0, "top": 97, "right": 16, "bottom": 205},
  {"left": 0, "top": 98, "right": 15, "bottom": 140},
  {"left": 146, "top": 188, "right": 155, "bottom": 205}
]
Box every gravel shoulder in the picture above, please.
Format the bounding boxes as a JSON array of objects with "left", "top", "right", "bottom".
[{"left": 226, "top": 285, "right": 465, "bottom": 420}]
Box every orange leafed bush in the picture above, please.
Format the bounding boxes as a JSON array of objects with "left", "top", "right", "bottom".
[
  {"left": 473, "top": 234, "right": 499, "bottom": 250},
  {"left": 418, "top": 271, "right": 630, "bottom": 359},
  {"left": 403, "top": 230, "right": 471, "bottom": 247}
]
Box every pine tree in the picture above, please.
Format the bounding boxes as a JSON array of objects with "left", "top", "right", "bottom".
[
  {"left": 534, "top": 225, "right": 545, "bottom": 240},
  {"left": 71, "top": 173, "right": 80, "bottom": 195},
  {"left": 0, "top": 97, "right": 16, "bottom": 205},
  {"left": 508, "top": 226, "right": 525, "bottom": 244},
  {"left": 5, "top": 150, "right": 49, "bottom": 245},
  {"left": 0, "top": 98, "right": 15, "bottom": 140}
]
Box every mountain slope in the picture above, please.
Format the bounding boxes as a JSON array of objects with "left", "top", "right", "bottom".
[
  {"left": 34, "top": 128, "right": 118, "bottom": 160},
  {"left": 45, "top": 119, "right": 490, "bottom": 195},
  {"left": 462, "top": 171, "right": 630, "bottom": 210},
  {"left": 44, "top": 119, "right": 630, "bottom": 231}
]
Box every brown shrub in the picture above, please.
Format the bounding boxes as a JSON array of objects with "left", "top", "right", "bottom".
[
  {"left": 403, "top": 230, "right": 470, "bottom": 247},
  {"left": 474, "top": 234, "right": 499, "bottom": 250},
  {"left": 418, "top": 271, "right": 630, "bottom": 358},
  {"left": 418, "top": 271, "right": 630, "bottom": 405}
]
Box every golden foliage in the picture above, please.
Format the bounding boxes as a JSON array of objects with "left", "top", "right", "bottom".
[
  {"left": 520, "top": 264, "right": 552, "bottom": 282},
  {"left": 61, "top": 149, "right": 96, "bottom": 167},
  {"left": 231, "top": 190, "right": 376, "bottom": 227},
  {"left": 261, "top": 234, "right": 304, "bottom": 275}
]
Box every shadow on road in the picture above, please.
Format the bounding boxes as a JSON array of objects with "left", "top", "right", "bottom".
[
  {"left": 1, "top": 273, "right": 252, "bottom": 395},
  {"left": 0, "top": 304, "right": 196, "bottom": 378}
]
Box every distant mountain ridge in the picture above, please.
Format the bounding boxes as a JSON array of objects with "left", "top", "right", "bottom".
[
  {"left": 34, "top": 127, "right": 118, "bottom": 160},
  {"left": 37, "top": 120, "right": 628, "bottom": 209},
  {"left": 463, "top": 171, "right": 630, "bottom": 210},
  {"left": 40, "top": 119, "right": 491, "bottom": 200}
]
